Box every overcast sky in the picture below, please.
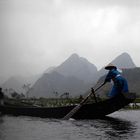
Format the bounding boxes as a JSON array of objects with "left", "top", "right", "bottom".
[{"left": 0, "top": 0, "right": 140, "bottom": 79}]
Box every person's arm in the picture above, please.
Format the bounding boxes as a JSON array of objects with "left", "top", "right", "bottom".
[{"left": 104, "top": 71, "right": 112, "bottom": 83}]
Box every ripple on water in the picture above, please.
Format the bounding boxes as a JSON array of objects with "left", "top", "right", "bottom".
[{"left": 0, "top": 110, "right": 139, "bottom": 140}]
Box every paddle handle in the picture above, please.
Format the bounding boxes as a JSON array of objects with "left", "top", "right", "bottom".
[
  {"left": 81, "top": 82, "right": 105, "bottom": 105},
  {"left": 63, "top": 83, "right": 105, "bottom": 120},
  {"left": 94, "top": 82, "right": 105, "bottom": 92}
]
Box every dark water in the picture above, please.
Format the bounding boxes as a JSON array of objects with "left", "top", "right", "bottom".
[{"left": 0, "top": 110, "right": 140, "bottom": 140}]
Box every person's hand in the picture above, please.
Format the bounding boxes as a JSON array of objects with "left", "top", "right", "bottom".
[{"left": 104, "top": 78, "right": 110, "bottom": 83}]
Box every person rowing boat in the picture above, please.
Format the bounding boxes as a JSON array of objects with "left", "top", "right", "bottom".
[{"left": 104, "top": 64, "right": 129, "bottom": 98}]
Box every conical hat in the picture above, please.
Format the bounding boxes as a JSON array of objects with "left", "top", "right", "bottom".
[{"left": 105, "top": 63, "right": 117, "bottom": 70}]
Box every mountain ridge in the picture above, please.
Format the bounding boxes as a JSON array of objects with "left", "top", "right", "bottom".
[
  {"left": 29, "top": 54, "right": 98, "bottom": 97},
  {"left": 28, "top": 52, "right": 136, "bottom": 97},
  {"left": 1, "top": 52, "right": 138, "bottom": 97}
]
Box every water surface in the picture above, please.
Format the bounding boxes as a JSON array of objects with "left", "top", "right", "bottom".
[{"left": 0, "top": 110, "right": 140, "bottom": 140}]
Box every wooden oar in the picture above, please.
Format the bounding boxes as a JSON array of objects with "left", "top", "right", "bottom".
[{"left": 63, "top": 83, "right": 105, "bottom": 120}]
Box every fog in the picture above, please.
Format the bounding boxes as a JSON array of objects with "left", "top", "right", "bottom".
[{"left": 0, "top": 0, "right": 140, "bottom": 80}]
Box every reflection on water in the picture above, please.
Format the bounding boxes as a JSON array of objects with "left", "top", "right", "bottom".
[
  {"left": 0, "top": 116, "right": 4, "bottom": 140},
  {"left": 0, "top": 110, "right": 139, "bottom": 140},
  {"left": 99, "top": 116, "right": 136, "bottom": 139},
  {"left": 71, "top": 116, "right": 136, "bottom": 140}
]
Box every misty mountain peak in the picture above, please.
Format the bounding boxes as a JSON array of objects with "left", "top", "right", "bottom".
[
  {"left": 117, "top": 52, "right": 132, "bottom": 59},
  {"left": 69, "top": 53, "right": 79, "bottom": 59},
  {"left": 55, "top": 53, "right": 98, "bottom": 83},
  {"left": 62, "top": 53, "right": 94, "bottom": 66},
  {"left": 97, "top": 52, "right": 136, "bottom": 79},
  {"left": 64, "top": 53, "right": 81, "bottom": 64},
  {"left": 111, "top": 52, "right": 136, "bottom": 69}
]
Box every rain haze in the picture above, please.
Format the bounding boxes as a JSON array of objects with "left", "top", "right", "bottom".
[{"left": 0, "top": 0, "right": 140, "bottom": 80}]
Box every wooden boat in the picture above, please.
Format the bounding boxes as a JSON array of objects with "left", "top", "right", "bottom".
[{"left": 0, "top": 92, "right": 136, "bottom": 119}]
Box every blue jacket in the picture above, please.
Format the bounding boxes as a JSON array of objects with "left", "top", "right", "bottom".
[{"left": 105, "top": 68, "right": 129, "bottom": 97}]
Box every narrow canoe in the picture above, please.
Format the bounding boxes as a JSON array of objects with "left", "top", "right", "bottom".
[{"left": 0, "top": 92, "right": 136, "bottom": 119}]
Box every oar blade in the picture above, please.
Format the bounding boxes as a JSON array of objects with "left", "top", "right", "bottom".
[{"left": 63, "top": 104, "right": 81, "bottom": 120}]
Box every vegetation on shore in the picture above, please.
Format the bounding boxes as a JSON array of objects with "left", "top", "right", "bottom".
[
  {"left": 4, "top": 97, "right": 84, "bottom": 107},
  {"left": 4, "top": 95, "right": 140, "bottom": 110},
  {"left": 3, "top": 87, "right": 140, "bottom": 109}
]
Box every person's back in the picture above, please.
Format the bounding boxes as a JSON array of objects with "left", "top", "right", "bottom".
[{"left": 104, "top": 64, "right": 129, "bottom": 98}]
